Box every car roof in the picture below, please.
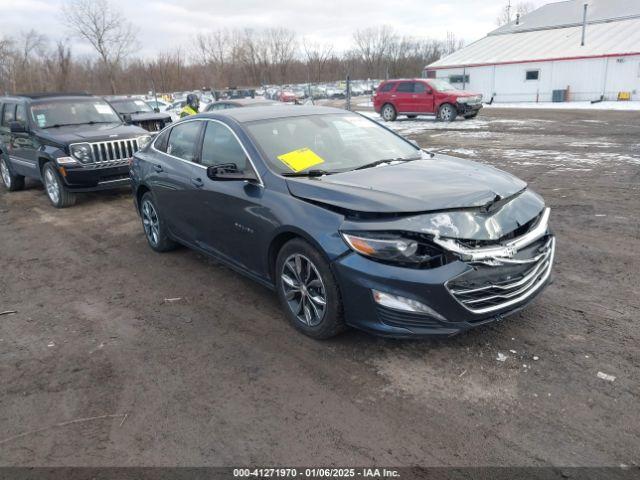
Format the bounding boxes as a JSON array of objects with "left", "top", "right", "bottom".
[
  {"left": 218, "top": 99, "right": 279, "bottom": 106},
  {"left": 0, "top": 93, "right": 97, "bottom": 103},
  {"left": 195, "top": 105, "right": 348, "bottom": 123}
]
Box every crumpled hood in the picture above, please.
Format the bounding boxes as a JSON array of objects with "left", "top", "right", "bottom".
[
  {"left": 35, "top": 123, "right": 147, "bottom": 145},
  {"left": 286, "top": 154, "right": 527, "bottom": 214}
]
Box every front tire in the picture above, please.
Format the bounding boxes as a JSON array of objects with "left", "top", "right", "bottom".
[
  {"left": 464, "top": 112, "right": 478, "bottom": 120},
  {"left": 140, "top": 191, "right": 177, "bottom": 252},
  {"left": 42, "top": 162, "right": 76, "bottom": 208},
  {"left": 0, "top": 157, "right": 25, "bottom": 192},
  {"left": 276, "top": 238, "right": 347, "bottom": 339},
  {"left": 380, "top": 103, "right": 397, "bottom": 122},
  {"left": 438, "top": 103, "right": 458, "bottom": 122}
]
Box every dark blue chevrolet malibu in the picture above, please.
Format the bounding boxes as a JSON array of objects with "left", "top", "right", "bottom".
[{"left": 130, "top": 106, "right": 555, "bottom": 339}]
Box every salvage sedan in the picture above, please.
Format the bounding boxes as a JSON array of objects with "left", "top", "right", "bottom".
[{"left": 129, "top": 106, "right": 555, "bottom": 339}]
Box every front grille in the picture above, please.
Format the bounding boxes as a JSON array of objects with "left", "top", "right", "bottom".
[
  {"left": 447, "top": 237, "right": 555, "bottom": 315},
  {"left": 90, "top": 138, "right": 140, "bottom": 164}
]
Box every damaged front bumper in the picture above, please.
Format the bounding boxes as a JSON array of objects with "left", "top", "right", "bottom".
[{"left": 332, "top": 207, "right": 556, "bottom": 337}]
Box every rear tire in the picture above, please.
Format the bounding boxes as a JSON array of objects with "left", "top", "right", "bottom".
[
  {"left": 140, "top": 191, "right": 177, "bottom": 252},
  {"left": 0, "top": 157, "right": 25, "bottom": 192},
  {"left": 381, "top": 103, "right": 397, "bottom": 122},
  {"left": 42, "top": 162, "right": 76, "bottom": 208},
  {"left": 276, "top": 238, "right": 347, "bottom": 339},
  {"left": 438, "top": 103, "right": 458, "bottom": 122}
]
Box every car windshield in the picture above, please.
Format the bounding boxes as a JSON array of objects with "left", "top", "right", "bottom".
[
  {"left": 30, "top": 99, "right": 122, "bottom": 128},
  {"left": 245, "top": 113, "right": 423, "bottom": 175},
  {"left": 111, "top": 99, "right": 154, "bottom": 114},
  {"left": 426, "top": 79, "right": 458, "bottom": 92}
]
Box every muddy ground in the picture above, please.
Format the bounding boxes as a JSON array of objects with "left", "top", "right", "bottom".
[{"left": 0, "top": 106, "right": 639, "bottom": 467}]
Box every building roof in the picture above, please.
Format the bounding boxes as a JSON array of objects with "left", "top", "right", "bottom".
[
  {"left": 427, "top": 0, "right": 640, "bottom": 69},
  {"left": 491, "top": 0, "right": 640, "bottom": 35}
]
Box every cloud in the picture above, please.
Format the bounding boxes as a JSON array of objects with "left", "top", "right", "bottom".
[{"left": 0, "top": 0, "right": 550, "bottom": 59}]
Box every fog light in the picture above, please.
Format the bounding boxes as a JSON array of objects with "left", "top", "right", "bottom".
[{"left": 372, "top": 289, "right": 447, "bottom": 321}]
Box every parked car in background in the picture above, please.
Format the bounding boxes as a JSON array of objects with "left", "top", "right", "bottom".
[
  {"left": 146, "top": 99, "right": 171, "bottom": 111},
  {"left": 105, "top": 96, "right": 172, "bottom": 133},
  {"left": 373, "top": 78, "right": 483, "bottom": 122},
  {"left": 130, "top": 106, "right": 554, "bottom": 339},
  {"left": 204, "top": 99, "right": 282, "bottom": 111},
  {"left": 0, "top": 93, "right": 150, "bottom": 207},
  {"left": 277, "top": 90, "right": 297, "bottom": 103},
  {"left": 165, "top": 100, "right": 187, "bottom": 122}
]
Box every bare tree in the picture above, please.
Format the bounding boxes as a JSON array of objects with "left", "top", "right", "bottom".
[
  {"left": 302, "top": 39, "right": 333, "bottom": 83},
  {"left": 353, "top": 26, "right": 396, "bottom": 78},
  {"left": 267, "top": 28, "right": 297, "bottom": 84},
  {"left": 496, "top": 1, "right": 535, "bottom": 26},
  {"left": 443, "top": 31, "right": 465, "bottom": 56},
  {"left": 62, "top": 0, "right": 137, "bottom": 94},
  {"left": 45, "top": 40, "right": 73, "bottom": 91}
]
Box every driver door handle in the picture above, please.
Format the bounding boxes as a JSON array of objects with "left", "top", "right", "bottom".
[{"left": 191, "top": 177, "right": 204, "bottom": 188}]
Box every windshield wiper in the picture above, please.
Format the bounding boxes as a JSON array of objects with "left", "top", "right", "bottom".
[
  {"left": 42, "top": 121, "right": 118, "bottom": 129},
  {"left": 281, "top": 169, "right": 332, "bottom": 177},
  {"left": 353, "top": 156, "right": 422, "bottom": 171}
]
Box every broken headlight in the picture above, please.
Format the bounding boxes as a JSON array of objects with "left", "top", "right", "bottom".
[{"left": 341, "top": 232, "right": 447, "bottom": 268}]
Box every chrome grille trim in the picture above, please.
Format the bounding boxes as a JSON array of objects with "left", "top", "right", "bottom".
[
  {"left": 85, "top": 138, "right": 140, "bottom": 165},
  {"left": 434, "top": 208, "right": 551, "bottom": 263},
  {"left": 447, "top": 237, "right": 555, "bottom": 315}
]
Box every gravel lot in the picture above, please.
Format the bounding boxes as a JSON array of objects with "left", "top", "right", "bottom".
[{"left": 0, "top": 106, "right": 639, "bottom": 467}]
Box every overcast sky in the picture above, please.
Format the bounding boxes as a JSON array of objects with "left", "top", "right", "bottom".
[{"left": 0, "top": 0, "right": 550, "bottom": 58}]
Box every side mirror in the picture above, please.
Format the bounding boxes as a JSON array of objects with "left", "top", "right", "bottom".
[
  {"left": 9, "top": 121, "right": 27, "bottom": 134},
  {"left": 425, "top": 89, "right": 433, "bottom": 95},
  {"left": 121, "top": 113, "right": 132, "bottom": 124},
  {"left": 206, "top": 163, "right": 258, "bottom": 183},
  {"left": 153, "top": 107, "right": 160, "bottom": 113}
]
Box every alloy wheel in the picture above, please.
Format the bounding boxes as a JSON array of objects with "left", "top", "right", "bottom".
[
  {"left": 141, "top": 199, "right": 160, "bottom": 246},
  {"left": 382, "top": 105, "right": 395, "bottom": 121},
  {"left": 44, "top": 168, "right": 60, "bottom": 204},
  {"left": 0, "top": 159, "right": 11, "bottom": 188},
  {"left": 281, "top": 253, "right": 327, "bottom": 327},
  {"left": 440, "top": 105, "right": 455, "bottom": 121}
]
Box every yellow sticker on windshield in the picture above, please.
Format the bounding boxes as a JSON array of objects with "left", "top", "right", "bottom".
[{"left": 277, "top": 148, "right": 325, "bottom": 172}]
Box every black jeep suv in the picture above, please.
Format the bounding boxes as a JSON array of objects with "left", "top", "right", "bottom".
[
  {"left": 0, "top": 93, "right": 151, "bottom": 207},
  {"left": 104, "top": 96, "right": 172, "bottom": 132}
]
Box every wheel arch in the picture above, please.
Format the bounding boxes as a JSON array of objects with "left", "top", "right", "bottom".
[
  {"left": 135, "top": 184, "right": 151, "bottom": 212},
  {"left": 267, "top": 227, "right": 331, "bottom": 283}
]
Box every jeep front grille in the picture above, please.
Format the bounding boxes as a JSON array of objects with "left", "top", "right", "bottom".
[
  {"left": 447, "top": 237, "right": 555, "bottom": 315},
  {"left": 90, "top": 138, "right": 140, "bottom": 164}
]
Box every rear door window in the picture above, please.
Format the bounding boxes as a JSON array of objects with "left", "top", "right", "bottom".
[
  {"left": 2, "top": 103, "right": 16, "bottom": 126},
  {"left": 396, "top": 82, "right": 414, "bottom": 93},
  {"left": 15, "top": 104, "right": 27, "bottom": 125},
  {"left": 166, "top": 121, "right": 202, "bottom": 162}
]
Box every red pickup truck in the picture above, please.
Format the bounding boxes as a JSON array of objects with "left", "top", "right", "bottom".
[{"left": 373, "top": 78, "right": 483, "bottom": 122}]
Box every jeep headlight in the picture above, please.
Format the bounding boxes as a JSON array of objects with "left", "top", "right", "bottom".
[
  {"left": 457, "top": 97, "right": 469, "bottom": 104},
  {"left": 341, "top": 232, "right": 447, "bottom": 268},
  {"left": 69, "top": 143, "right": 93, "bottom": 163}
]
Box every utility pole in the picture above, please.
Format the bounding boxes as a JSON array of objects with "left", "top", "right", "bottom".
[{"left": 507, "top": 0, "right": 512, "bottom": 23}]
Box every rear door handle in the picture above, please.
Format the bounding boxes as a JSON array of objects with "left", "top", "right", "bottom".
[
  {"left": 191, "top": 177, "right": 204, "bottom": 188},
  {"left": 153, "top": 164, "right": 164, "bottom": 173}
]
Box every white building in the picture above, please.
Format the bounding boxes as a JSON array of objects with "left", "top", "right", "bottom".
[{"left": 424, "top": 0, "right": 640, "bottom": 103}]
